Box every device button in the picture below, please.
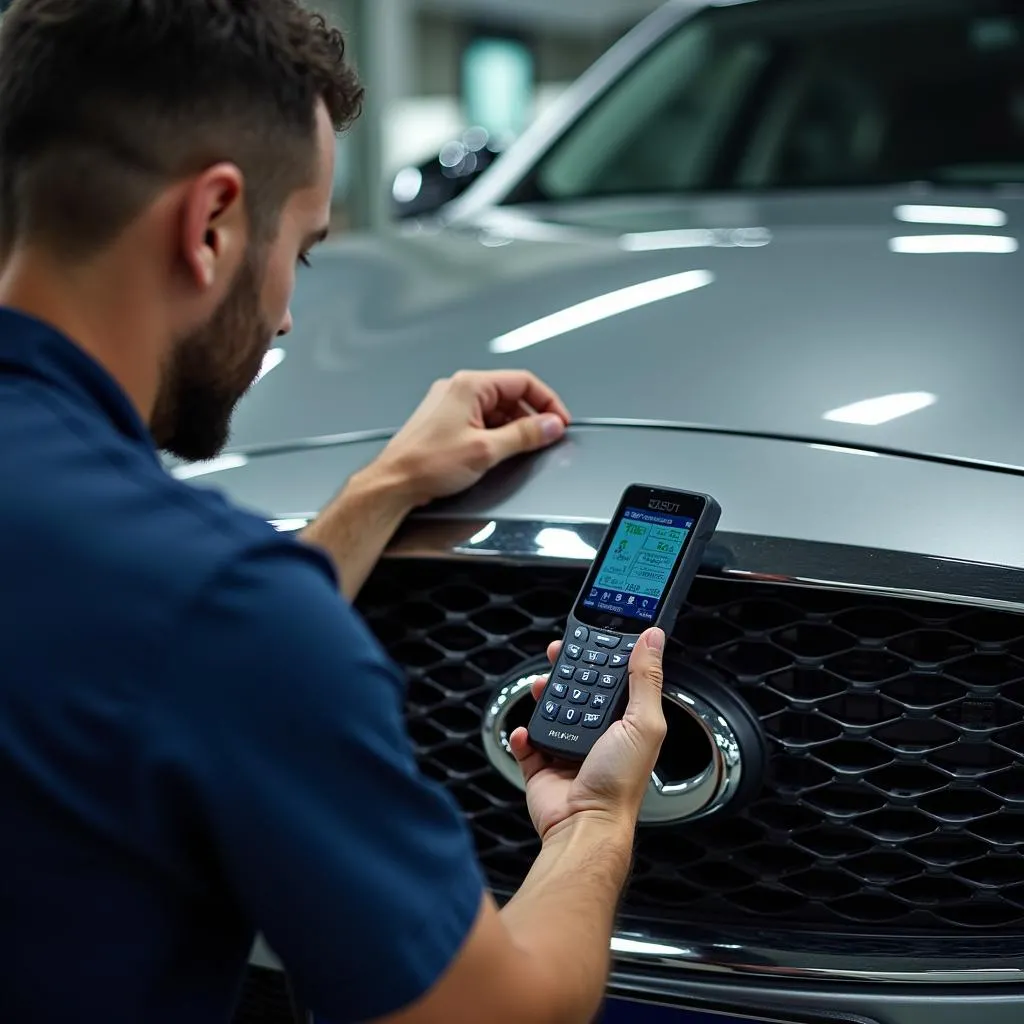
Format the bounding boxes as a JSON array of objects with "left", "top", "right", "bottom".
[
  {"left": 557, "top": 663, "right": 575, "bottom": 680},
  {"left": 565, "top": 643, "right": 583, "bottom": 660},
  {"left": 570, "top": 687, "right": 591, "bottom": 705},
  {"left": 582, "top": 711, "right": 605, "bottom": 729},
  {"left": 583, "top": 649, "right": 608, "bottom": 665},
  {"left": 550, "top": 681, "right": 568, "bottom": 699},
  {"left": 574, "top": 667, "right": 599, "bottom": 685},
  {"left": 624, "top": 640, "right": 637, "bottom": 653},
  {"left": 597, "top": 672, "right": 619, "bottom": 689},
  {"left": 590, "top": 692, "right": 611, "bottom": 710},
  {"left": 558, "top": 706, "right": 581, "bottom": 726},
  {"left": 594, "top": 633, "right": 621, "bottom": 649},
  {"left": 541, "top": 700, "right": 560, "bottom": 721},
  {"left": 571, "top": 625, "right": 590, "bottom": 644},
  {"left": 609, "top": 653, "right": 629, "bottom": 668}
]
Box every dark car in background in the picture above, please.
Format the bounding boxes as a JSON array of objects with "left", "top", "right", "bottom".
[{"left": 215, "top": 1, "right": 1024, "bottom": 1021}]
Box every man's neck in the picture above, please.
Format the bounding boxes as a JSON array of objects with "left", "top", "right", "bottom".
[{"left": 0, "top": 245, "right": 166, "bottom": 424}]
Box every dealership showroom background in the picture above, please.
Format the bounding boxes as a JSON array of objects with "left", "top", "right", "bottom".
[{"left": 5, "top": 1, "right": 1024, "bottom": 1023}]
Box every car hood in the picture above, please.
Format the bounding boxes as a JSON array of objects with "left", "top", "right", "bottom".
[{"left": 228, "top": 188, "right": 1024, "bottom": 472}]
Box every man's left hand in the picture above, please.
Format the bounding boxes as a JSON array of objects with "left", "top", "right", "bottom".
[{"left": 374, "top": 370, "right": 571, "bottom": 508}]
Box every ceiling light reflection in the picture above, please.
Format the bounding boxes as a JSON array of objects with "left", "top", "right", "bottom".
[
  {"left": 889, "top": 234, "right": 1018, "bottom": 254},
  {"left": 469, "top": 521, "right": 497, "bottom": 545},
  {"left": 823, "top": 392, "right": 937, "bottom": 426},
  {"left": 535, "top": 528, "right": 597, "bottom": 561},
  {"left": 894, "top": 204, "right": 1007, "bottom": 227},
  {"left": 269, "top": 518, "right": 310, "bottom": 533},
  {"left": 620, "top": 227, "right": 771, "bottom": 251},
  {"left": 257, "top": 348, "right": 286, "bottom": 383},
  {"left": 611, "top": 937, "right": 691, "bottom": 957},
  {"left": 490, "top": 270, "right": 714, "bottom": 354},
  {"left": 810, "top": 444, "right": 880, "bottom": 458},
  {"left": 172, "top": 453, "right": 249, "bottom": 480}
]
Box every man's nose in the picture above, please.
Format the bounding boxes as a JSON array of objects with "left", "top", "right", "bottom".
[{"left": 277, "top": 308, "right": 294, "bottom": 337}]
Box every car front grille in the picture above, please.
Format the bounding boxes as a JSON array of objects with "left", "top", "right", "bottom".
[{"left": 357, "top": 559, "right": 1024, "bottom": 934}]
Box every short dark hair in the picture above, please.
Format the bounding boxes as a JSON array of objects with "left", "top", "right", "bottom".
[{"left": 0, "top": 0, "right": 364, "bottom": 257}]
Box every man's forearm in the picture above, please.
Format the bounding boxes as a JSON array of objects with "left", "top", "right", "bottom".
[
  {"left": 299, "top": 462, "right": 416, "bottom": 600},
  {"left": 500, "top": 814, "right": 634, "bottom": 1024}
]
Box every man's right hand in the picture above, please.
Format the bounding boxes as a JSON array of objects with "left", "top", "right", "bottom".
[
  {"left": 376, "top": 631, "right": 667, "bottom": 1024},
  {"left": 509, "top": 628, "right": 668, "bottom": 842}
]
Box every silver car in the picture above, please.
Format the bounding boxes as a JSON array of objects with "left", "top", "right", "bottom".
[{"left": 213, "top": 1, "right": 1024, "bottom": 1022}]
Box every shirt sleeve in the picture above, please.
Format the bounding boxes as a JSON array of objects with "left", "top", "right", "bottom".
[{"left": 146, "top": 540, "right": 486, "bottom": 1022}]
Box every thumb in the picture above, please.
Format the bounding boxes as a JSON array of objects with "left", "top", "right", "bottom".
[
  {"left": 624, "top": 627, "right": 667, "bottom": 728},
  {"left": 488, "top": 413, "right": 566, "bottom": 462}
]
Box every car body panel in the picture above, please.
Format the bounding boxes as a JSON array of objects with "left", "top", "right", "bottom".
[
  {"left": 229, "top": 190, "right": 1024, "bottom": 480},
  {"left": 208, "top": 424, "right": 1024, "bottom": 572}
]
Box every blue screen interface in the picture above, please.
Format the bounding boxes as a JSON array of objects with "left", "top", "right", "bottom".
[{"left": 582, "top": 507, "right": 694, "bottom": 623}]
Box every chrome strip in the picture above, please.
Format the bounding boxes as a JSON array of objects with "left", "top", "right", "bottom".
[
  {"left": 599, "top": 922, "right": 1024, "bottom": 985},
  {"left": 250, "top": 926, "right": 1024, "bottom": 987},
  {"left": 385, "top": 516, "right": 1024, "bottom": 613}
]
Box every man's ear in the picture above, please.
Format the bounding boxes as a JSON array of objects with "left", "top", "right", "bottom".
[{"left": 179, "top": 163, "right": 247, "bottom": 295}]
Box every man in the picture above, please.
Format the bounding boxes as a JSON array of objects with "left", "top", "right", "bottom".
[{"left": 0, "top": 2, "right": 667, "bottom": 1023}]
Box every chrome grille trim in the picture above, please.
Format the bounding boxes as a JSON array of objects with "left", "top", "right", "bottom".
[
  {"left": 601, "top": 923, "right": 1024, "bottom": 984},
  {"left": 387, "top": 516, "right": 1024, "bottom": 613}
]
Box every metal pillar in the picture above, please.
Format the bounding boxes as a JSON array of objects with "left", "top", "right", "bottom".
[{"left": 322, "top": 0, "right": 416, "bottom": 231}]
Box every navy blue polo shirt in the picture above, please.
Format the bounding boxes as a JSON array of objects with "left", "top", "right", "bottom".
[{"left": 0, "top": 309, "right": 485, "bottom": 1024}]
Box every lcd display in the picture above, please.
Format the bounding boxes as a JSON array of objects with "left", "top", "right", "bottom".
[{"left": 581, "top": 506, "right": 694, "bottom": 624}]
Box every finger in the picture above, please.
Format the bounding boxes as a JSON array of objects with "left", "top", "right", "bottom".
[
  {"left": 624, "top": 627, "right": 668, "bottom": 730},
  {"left": 486, "top": 413, "right": 567, "bottom": 462},
  {"left": 530, "top": 673, "right": 548, "bottom": 701},
  {"left": 457, "top": 370, "right": 572, "bottom": 425},
  {"left": 547, "top": 640, "right": 562, "bottom": 665},
  {"left": 509, "top": 727, "right": 549, "bottom": 784}
]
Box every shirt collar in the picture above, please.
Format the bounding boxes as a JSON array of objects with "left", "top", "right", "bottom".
[{"left": 0, "top": 306, "right": 157, "bottom": 455}]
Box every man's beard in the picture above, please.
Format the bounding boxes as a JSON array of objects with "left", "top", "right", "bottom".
[{"left": 151, "top": 251, "right": 273, "bottom": 463}]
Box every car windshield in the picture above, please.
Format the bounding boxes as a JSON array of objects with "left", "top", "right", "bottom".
[{"left": 516, "top": 0, "right": 1024, "bottom": 202}]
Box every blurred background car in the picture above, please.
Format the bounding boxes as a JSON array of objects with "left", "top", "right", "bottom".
[
  {"left": 390, "top": 126, "right": 505, "bottom": 219},
  {"left": 160, "top": 0, "right": 1024, "bottom": 1022}
]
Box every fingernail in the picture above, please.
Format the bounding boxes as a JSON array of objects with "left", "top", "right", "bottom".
[
  {"left": 646, "top": 627, "right": 665, "bottom": 652},
  {"left": 540, "top": 414, "right": 565, "bottom": 441}
]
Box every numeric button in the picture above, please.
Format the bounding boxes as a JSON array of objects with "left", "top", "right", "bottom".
[
  {"left": 541, "top": 700, "right": 560, "bottom": 720},
  {"left": 597, "top": 672, "right": 619, "bottom": 689},
  {"left": 609, "top": 653, "right": 629, "bottom": 668},
  {"left": 557, "top": 663, "right": 575, "bottom": 680},
  {"left": 582, "top": 711, "right": 605, "bottom": 729},
  {"left": 583, "top": 649, "right": 608, "bottom": 666},
  {"left": 565, "top": 643, "right": 583, "bottom": 660},
  {"left": 550, "top": 681, "right": 568, "bottom": 699},
  {"left": 574, "top": 667, "right": 599, "bottom": 685},
  {"left": 570, "top": 688, "right": 591, "bottom": 705},
  {"left": 590, "top": 692, "right": 610, "bottom": 710},
  {"left": 558, "top": 707, "right": 581, "bottom": 726}
]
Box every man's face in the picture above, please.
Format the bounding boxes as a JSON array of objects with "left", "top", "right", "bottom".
[{"left": 151, "top": 104, "right": 335, "bottom": 462}]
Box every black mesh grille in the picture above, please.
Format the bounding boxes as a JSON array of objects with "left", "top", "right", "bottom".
[
  {"left": 232, "top": 967, "right": 297, "bottom": 1024},
  {"left": 357, "top": 560, "right": 1024, "bottom": 934}
]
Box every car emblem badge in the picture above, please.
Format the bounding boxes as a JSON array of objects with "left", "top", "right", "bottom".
[{"left": 482, "top": 659, "right": 765, "bottom": 826}]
